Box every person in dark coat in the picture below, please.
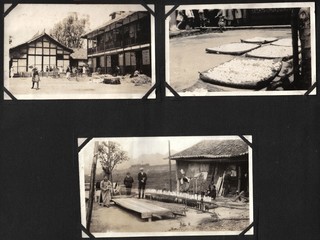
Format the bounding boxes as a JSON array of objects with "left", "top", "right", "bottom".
[
  {"left": 138, "top": 167, "right": 147, "bottom": 199},
  {"left": 31, "top": 67, "right": 40, "bottom": 90},
  {"left": 207, "top": 182, "right": 216, "bottom": 200},
  {"left": 123, "top": 172, "right": 134, "bottom": 195}
]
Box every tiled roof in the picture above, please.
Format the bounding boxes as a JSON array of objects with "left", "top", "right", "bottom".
[
  {"left": 171, "top": 139, "right": 249, "bottom": 160},
  {"left": 82, "top": 11, "right": 136, "bottom": 37}
]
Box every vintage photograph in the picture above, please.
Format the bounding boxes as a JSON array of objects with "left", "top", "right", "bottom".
[
  {"left": 78, "top": 136, "right": 253, "bottom": 237},
  {"left": 4, "top": 4, "right": 155, "bottom": 99},
  {"left": 166, "top": 3, "right": 316, "bottom": 96}
]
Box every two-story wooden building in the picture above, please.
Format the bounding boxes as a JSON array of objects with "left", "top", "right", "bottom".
[
  {"left": 9, "top": 31, "right": 73, "bottom": 77},
  {"left": 81, "top": 11, "right": 151, "bottom": 76}
]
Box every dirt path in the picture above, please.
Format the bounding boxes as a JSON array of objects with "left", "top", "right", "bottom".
[{"left": 4, "top": 75, "right": 152, "bottom": 99}]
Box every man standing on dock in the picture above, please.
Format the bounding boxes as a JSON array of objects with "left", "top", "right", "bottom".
[
  {"left": 138, "top": 167, "right": 147, "bottom": 199},
  {"left": 124, "top": 172, "right": 134, "bottom": 196}
]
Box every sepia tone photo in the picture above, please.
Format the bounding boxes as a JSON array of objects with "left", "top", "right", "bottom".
[
  {"left": 166, "top": 3, "right": 316, "bottom": 96},
  {"left": 78, "top": 136, "right": 253, "bottom": 237},
  {"left": 4, "top": 4, "right": 155, "bottom": 99}
]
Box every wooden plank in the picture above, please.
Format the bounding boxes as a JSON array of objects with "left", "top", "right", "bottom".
[{"left": 112, "top": 198, "right": 172, "bottom": 219}]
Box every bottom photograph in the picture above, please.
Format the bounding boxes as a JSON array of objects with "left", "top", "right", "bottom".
[{"left": 78, "top": 135, "right": 253, "bottom": 237}]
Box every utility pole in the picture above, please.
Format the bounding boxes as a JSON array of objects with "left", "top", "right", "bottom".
[
  {"left": 168, "top": 140, "right": 172, "bottom": 192},
  {"left": 86, "top": 141, "right": 99, "bottom": 231}
]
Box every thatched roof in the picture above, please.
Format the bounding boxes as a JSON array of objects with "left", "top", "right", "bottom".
[
  {"left": 71, "top": 48, "right": 87, "bottom": 60},
  {"left": 171, "top": 139, "right": 248, "bottom": 160}
]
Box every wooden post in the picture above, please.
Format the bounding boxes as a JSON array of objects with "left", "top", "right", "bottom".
[
  {"left": 108, "top": 141, "right": 114, "bottom": 196},
  {"left": 168, "top": 141, "right": 172, "bottom": 192},
  {"left": 291, "top": 8, "right": 300, "bottom": 86},
  {"left": 298, "top": 8, "right": 311, "bottom": 88},
  {"left": 195, "top": 178, "right": 198, "bottom": 194},
  {"left": 176, "top": 162, "right": 180, "bottom": 193},
  {"left": 237, "top": 166, "right": 242, "bottom": 193},
  {"left": 86, "top": 141, "right": 99, "bottom": 231}
]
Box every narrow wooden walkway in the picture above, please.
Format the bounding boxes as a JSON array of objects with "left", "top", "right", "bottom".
[{"left": 112, "top": 198, "right": 173, "bottom": 222}]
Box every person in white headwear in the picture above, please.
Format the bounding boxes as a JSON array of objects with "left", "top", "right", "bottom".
[{"left": 31, "top": 66, "right": 40, "bottom": 90}]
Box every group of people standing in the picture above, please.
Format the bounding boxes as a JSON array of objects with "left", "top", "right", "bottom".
[
  {"left": 123, "top": 167, "right": 148, "bottom": 199},
  {"left": 97, "top": 167, "right": 148, "bottom": 208},
  {"left": 174, "top": 9, "right": 246, "bottom": 30}
]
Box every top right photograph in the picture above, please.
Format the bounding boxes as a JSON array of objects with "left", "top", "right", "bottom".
[{"left": 166, "top": 3, "right": 316, "bottom": 96}]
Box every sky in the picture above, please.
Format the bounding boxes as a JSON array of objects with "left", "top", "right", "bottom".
[
  {"left": 4, "top": 4, "right": 148, "bottom": 48},
  {"left": 79, "top": 135, "right": 246, "bottom": 173}
]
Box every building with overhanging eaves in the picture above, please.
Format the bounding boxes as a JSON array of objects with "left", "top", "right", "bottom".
[
  {"left": 170, "top": 139, "right": 249, "bottom": 197},
  {"left": 81, "top": 11, "right": 151, "bottom": 76},
  {"left": 9, "top": 31, "right": 73, "bottom": 77}
]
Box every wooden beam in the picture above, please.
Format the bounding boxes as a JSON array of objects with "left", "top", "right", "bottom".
[
  {"left": 86, "top": 141, "right": 99, "bottom": 231},
  {"left": 291, "top": 8, "right": 300, "bottom": 86},
  {"left": 237, "top": 166, "right": 241, "bottom": 192},
  {"left": 168, "top": 141, "right": 172, "bottom": 192}
]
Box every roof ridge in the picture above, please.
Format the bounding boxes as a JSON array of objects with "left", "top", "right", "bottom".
[{"left": 171, "top": 139, "right": 249, "bottom": 160}]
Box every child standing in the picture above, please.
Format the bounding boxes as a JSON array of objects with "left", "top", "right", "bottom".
[{"left": 31, "top": 67, "right": 40, "bottom": 90}]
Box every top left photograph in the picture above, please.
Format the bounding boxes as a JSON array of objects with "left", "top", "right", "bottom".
[{"left": 3, "top": 4, "right": 155, "bottom": 100}]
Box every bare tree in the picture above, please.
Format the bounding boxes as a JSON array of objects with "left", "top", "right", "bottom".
[{"left": 97, "top": 141, "right": 129, "bottom": 179}]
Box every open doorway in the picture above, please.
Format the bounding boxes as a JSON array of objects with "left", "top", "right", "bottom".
[{"left": 111, "top": 54, "right": 119, "bottom": 75}]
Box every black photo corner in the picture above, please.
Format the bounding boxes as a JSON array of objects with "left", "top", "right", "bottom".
[{"left": 0, "top": 0, "right": 320, "bottom": 240}]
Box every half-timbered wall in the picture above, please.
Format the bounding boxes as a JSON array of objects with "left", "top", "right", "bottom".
[{"left": 10, "top": 35, "right": 72, "bottom": 75}]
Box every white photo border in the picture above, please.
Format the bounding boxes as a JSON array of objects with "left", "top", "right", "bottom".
[
  {"left": 78, "top": 135, "right": 254, "bottom": 238},
  {"left": 165, "top": 2, "right": 316, "bottom": 97},
  {"left": 3, "top": 3, "right": 156, "bottom": 100}
]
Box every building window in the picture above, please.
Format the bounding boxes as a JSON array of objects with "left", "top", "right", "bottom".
[
  {"left": 36, "top": 48, "right": 42, "bottom": 55},
  {"left": 43, "top": 41, "right": 50, "bottom": 48},
  {"left": 12, "top": 60, "right": 18, "bottom": 73},
  {"left": 106, "top": 56, "right": 111, "bottom": 67},
  {"left": 50, "top": 56, "right": 56, "bottom": 66},
  {"left": 142, "top": 49, "right": 150, "bottom": 65},
  {"left": 125, "top": 52, "right": 131, "bottom": 66},
  {"left": 50, "top": 48, "right": 57, "bottom": 55},
  {"left": 43, "top": 56, "right": 50, "bottom": 69},
  {"left": 43, "top": 48, "right": 50, "bottom": 55},
  {"left": 15, "top": 58, "right": 27, "bottom": 73},
  {"left": 130, "top": 52, "right": 136, "bottom": 66},
  {"left": 57, "top": 54, "right": 63, "bottom": 60},
  {"left": 35, "top": 55, "right": 42, "bottom": 64},
  {"left": 100, "top": 55, "right": 105, "bottom": 67},
  {"left": 118, "top": 54, "right": 124, "bottom": 66},
  {"left": 28, "top": 56, "right": 34, "bottom": 68},
  {"left": 63, "top": 55, "right": 69, "bottom": 60}
]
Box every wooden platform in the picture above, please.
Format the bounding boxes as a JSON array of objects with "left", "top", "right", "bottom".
[{"left": 112, "top": 198, "right": 173, "bottom": 222}]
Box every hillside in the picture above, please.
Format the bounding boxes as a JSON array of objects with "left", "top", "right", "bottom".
[
  {"left": 118, "top": 151, "right": 177, "bottom": 169},
  {"left": 86, "top": 163, "right": 177, "bottom": 191}
]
